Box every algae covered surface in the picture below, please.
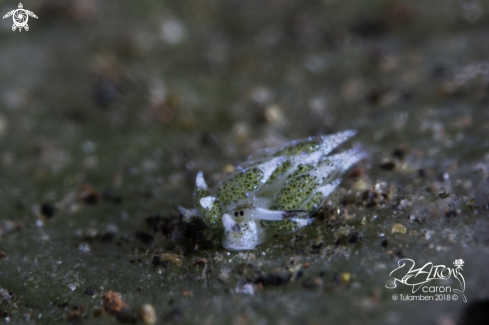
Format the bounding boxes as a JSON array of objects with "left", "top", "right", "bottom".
[{"left": 1, "top": 0, "right": 489, "bottom": 324}]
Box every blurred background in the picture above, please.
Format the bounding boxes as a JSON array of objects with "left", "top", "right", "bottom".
[{"left": 1, "top": 0, "right": 489, "bottom": 324}]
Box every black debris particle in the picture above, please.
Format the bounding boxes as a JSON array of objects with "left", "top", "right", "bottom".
[
  {"left": 368, "top": 88, "right": 397, "bottom": 106},
  {"left": 363, "top": 189, "right": 386, "bottom": 207},
  {"left": 40, "top": 203, "right": 56, "bottom": 218},
  {"left": 83, "top": 288, "right": 96, "bottom": 296},
  {"left": 135, "top": 231, "right": 154, "bottom": 244},
  {"left": 145, "top": 215, "right": 169, "bottom": 233},
  {"left": 438, "top": 191, "right": 450, "bottom": 199},
  {"left": 408, "top": 215, "right": 425, "bottom": 223},
  {"left": 161, "top": 217, "right": 212, "bottom": 255},
  {"left": 334, "top": 237, "right": 343, "bottom": 246},
  {"left": 347, "top": 232, "right": 363, "bottom": 243},
  {"left": 445, "top": 210, "right": 457, "bottom": 218},
  {"left": 84, "top": 193, "right": 98, "bottom": 204},
  {"left": 418, "top": 168, "right": 426, "bottom": 178},
  {"left": 152, "top": 255, "right": 161, "bottom": 266},
  {"left": 92, "top": 79, "right": 121, "bottom": 107},
  {"left": 78, "top": 184, "right": 99, "bottom": 205},
  {"left": 196, "top": 238, "right": 214, "bottom": 250},
  {"left": 381, "top": 238, "right": 389, "bottom": 248},
  {"left": 253, "top": 272, "right": 292, "bottom": 286},
  {"left": 392, "top": 146, "right": 407, "bottom": 159},
  {"left": 182, "top": 245, "right": 196, "bottom": 256},
  {"left": 146, "top": 214, "right": 211, "bottom": 252},
  {"left": 58, "top": 302, "right": 68, "bottom": 308},
  {"left": 312, "top": 205, "right": 336, "bottom": 221},
  {"left": 161, "top": 260, "right": 169, "bottom": 269},
  {"left": 101, "top": 232, "right": 115, "bottom": 242},
  {"left": 201, "top": 132, "right": 220, "bottom": 146},
  {"left": 380, "top": 161, "right": 396, "bottom": 171},
  {"left": 394, "top": 250, "right": 406, "bottom": 258},
  {"left": 115, "top": 308, "right": 137, "bottom": 324},
  {"left": 311, "top": 242, "right": 323, "bottom": 254},
  {"left": 311, "top": 242, "right": 323, "bottom": 249}
]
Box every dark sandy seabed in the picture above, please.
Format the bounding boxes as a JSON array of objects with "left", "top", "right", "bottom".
[{"left": 1, "top": 0, "right": 489, "bottom": 324}]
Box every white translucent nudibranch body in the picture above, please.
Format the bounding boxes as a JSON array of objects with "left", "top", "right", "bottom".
[{"left": 179, "top": 130, "right": 364, "bottom": 251}]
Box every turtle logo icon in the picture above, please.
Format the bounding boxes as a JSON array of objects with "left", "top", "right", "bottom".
[{"left": 2, "top": 3, "right": 38, "bottom": 32}]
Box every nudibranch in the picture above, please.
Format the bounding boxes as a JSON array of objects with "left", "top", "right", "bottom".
[{"left": 179, "top": 130, "right": 363, "bottom": 251}]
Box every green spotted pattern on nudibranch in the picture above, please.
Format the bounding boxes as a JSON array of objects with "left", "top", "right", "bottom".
[
  {"left": 201, "top": 201, "right": 223, "bottom": 227},
  {"left": 194, "top": 187, "right": 209, "bottom": 208},
  {"left": 261, "top": 219, "right": 298, "bottom": 233},
  {"left": 217, "top": 168, "right": 264, "bottom": 205},
  {"left": 301, "top": 192, "right": 324, "bottom": 214},
  {"left": 287, "top": 163, "right": 314, "bottom": 179},
  {"left": 178, "top": 130, "right": 364, "bottom": 251},
  {"left": 264, "top": 160, "right": 291, "bottom": 185},
  {"left": 193, "top": 173, "right": 223, "bottom": 228},
  {"left": 273, "top": 174, "right": 318, "bottom": 211},
  {"left": 274, "top": 141, "right": 320, "bottom": 157}
]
